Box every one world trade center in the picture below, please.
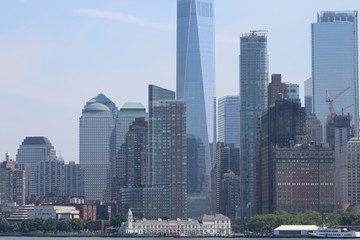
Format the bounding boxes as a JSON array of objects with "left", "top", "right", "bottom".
[{"left": 176, "top": 0, "right": 215, "bottom": 192}]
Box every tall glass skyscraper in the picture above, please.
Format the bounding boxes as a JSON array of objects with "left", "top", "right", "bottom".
[
  {"left": 239, "top": 31, "right": 268, "bottom": 219},
  {"left": 218, "top": 96, "right": 240, "bottom": 149},
  {"left": 176, "top": 0, "right": 215, "bottom": 180},
  {"left": 79, "top": 94, "right": 116, "bottom": 201},
  {"left": 312, "top": 11, "right": 359, "bottom": 136}
]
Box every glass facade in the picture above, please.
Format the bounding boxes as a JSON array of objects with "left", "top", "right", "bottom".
[
  {"left": 239, "top": 31, "right": 268, "bottom": 219},
  {"left": 79, "top": 94, "right": 116, "bottom": 201},
  {"left": 304, "top": 77, "right": 313, "bottom": 116},
  {"left": 176, "top": 0, "right": 215, "bottom": 179},
  {"left": 218, "top": 96, "right": 240, "bottom": 149},
  {"left": 148, "top": 84, "right": 175, "bottom": 186},
  {"left": 312, "top": 11, "right": 359, "bottom": 136},
  {"left": 16, "top": 136, "right": 57, "bottom": 197}
]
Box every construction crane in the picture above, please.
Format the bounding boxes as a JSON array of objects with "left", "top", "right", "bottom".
[{"left": 325, "top": 86, "right": 350, "bottom": 120}]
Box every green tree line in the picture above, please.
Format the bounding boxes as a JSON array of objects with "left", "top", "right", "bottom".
[
  {"left": 0, "top": 213, "right": 126, "bottom": 233},
  {"left": 245, "top": 210, "right": 360, "bottom": 233}
]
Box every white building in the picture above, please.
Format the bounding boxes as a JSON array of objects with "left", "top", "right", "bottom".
[
  {"left": 28, "top": 205, "right": 79, "bottom": 220},
  {"left": 274, "top": 225, "right": 319, "bottom": 237},
  {"left": 120, "top": 209, "right": 231, "bottom": 236}
]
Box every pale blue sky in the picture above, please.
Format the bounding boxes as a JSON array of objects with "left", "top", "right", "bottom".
[{"left": 1, "top": 0, "right": 359, "bottom": 162}]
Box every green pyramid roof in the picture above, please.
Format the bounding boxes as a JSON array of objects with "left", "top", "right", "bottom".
[{"left": 87, "top": 93, "right": 112, "bottom": 105}]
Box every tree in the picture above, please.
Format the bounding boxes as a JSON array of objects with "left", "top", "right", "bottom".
[
  {"left": 0, "top": 217, "right": 10, "bottom": 233},
  {"left": 43, "top": 218, "right": 58, "bottom": 232},
  {"left": 56, "top": 219, "right": 72, "bottom": 232},
  {"left": 110, "top": 214, "right": 126, "bottom": 228},
  {"left": 69, "top": 218, "right": 85, "bottom": 232}
]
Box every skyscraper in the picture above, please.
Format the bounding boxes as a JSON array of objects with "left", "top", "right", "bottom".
[
  {"left": 148, "top": 84, "right": 175, "bottom": 186},
  {"left": 312, "top": 11, "right": 359, "bottom": 135},
  {"left": 177, "top": 0, "right": 215, "bottom": 181},
  {"left": 304, "top": 77, "right": 313, "bottom": 116},
  {"left": 16, "top": 136, "right": 57, "bottom": 197},
  {"left": 112, "top": 102, "right": 147, "bottom": 199},
  {"left": 151, "top": 100, "right": 187, "bottom": 218},
  {"left": 79, "top": 94, "right": 116, "bottom": 201},
  {"left": 218, "top": 96, "right": 240, "bottom": 149},
  {"left": 239, "top": 31, "right": 268, "bottom": 219}
]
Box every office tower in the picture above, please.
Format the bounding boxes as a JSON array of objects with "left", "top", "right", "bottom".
[
  {"left": 312, "top": 11, "right": 359, "bottom": 135},
  {"left": 285, "top": 83, "right": 300, "bottom": 101},
  {"left": 177, "top": 0, "right": 215, "bottom": 181},
  {"left": 112, "top": 103, "right": 147, "bottom": 199},
  {"left": 151, "top": 100, "right": 187, "bottom": 219},
  {"left": 274, "top": 145, "right": 336, "bottom": 213},
  {"left": 304, "top": 77, "right": 313, "bottom": 115},
  {"left": 16, "top": 136, "right": 57, "bottom": 197},
  {"left": 0, "top": 160, "right": 26, "bottom": 205},
  {"left": 305, "top": 115, "right": 324, "bottom": 144},
  {"left": 326, "top": 114, "right": 353, "bottom": 203},
  {"left": 218, "top": 96, "right": 240, "bottom": 149},
  {"left": 212, "top": 142, "right": 239, "bottom": 214},
  {"left": 36, "top": 160, "right": 65, "bottom": 197},
  {"left": 125, "top": 117, "right": 148, "bottom": 187},
  {"left": 80, "top": 94, "right": 116, "bottom": 201},
  {"left": 255, "top": 99, "right": 307, "bottom": 214},
  {"left": 221, "top": 171, "right": 241, "bottom": 220},
  {"left": 341, "top": 138, "right": 360, "bottom": 206},
  {"left": 268, "top": 74, "right": 287, "bottom": 106},
  {"left": 64, "top": 161, "right": 84, "bottom": 197},
  {"left": 148, "top": 84, "right": 175, "bottom": 186},
  {"left": 239, "top": 31, "right": 268, "bottom": 219}
]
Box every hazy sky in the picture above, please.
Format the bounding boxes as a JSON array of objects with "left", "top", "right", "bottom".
[{"left": 1, "top": 0, "right": 359, "bottom": 162}]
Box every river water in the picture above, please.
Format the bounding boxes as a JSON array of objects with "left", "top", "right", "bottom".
[{"left": 0, "top": 237, "right": 306, "bottom": 240}]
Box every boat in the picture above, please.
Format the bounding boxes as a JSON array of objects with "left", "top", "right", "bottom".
[{"left": 309, "top": 226, "right": 360, "bottom": 238}]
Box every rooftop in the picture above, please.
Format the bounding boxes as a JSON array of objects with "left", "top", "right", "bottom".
[{"left": 121, "top": 102, "right": 146, "bottom": 110}]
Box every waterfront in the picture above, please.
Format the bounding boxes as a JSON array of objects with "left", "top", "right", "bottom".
[{"left": 0, "top": 237, "right": 305, "bottom": 240}]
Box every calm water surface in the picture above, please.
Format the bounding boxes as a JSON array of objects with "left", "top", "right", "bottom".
[{"left": 0, "top": 237, "right": 306, "bottom": 240}]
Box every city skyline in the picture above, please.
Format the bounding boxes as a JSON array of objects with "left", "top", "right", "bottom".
[{"left": 2, "top": 0, "right": 360, "bottom": 162}]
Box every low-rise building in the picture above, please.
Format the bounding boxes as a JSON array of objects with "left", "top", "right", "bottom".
[
  {"left": 28, "top": 205, "right": 79, "bottom": 220},
  {"left": 273, "top": 225, "right": 319, "bottom": 237},
  {"left": 120, "top": 209, "right": 231, "bottom": 236}
]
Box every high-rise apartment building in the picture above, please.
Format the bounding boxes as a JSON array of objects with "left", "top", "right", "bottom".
[
  {"left": 64, "top": 161, "right": 84, "bottom": 197},
  {"left": 312, "top": 11, "right": 359, "bottom": 135},
  {"left": 36, "top": 160, "right": 65, "bottom": 197},
  {"left": 218, "top": 96, "right": 240, "bottom": 149},
  {"left": 151, "top": 100, "right": 187, "bottom": 219},
  {"left": 239, "top": 31, "right": 268, "bottom": 219},
  {"left": 16, "top": 136, "right": 57, "bottom": 197},
  {"left": 268, "top": 74, "right": 287, "bottom": 106},
  {"left": 148, "top": 84, "right": 175, "bottom": 186},
  {"left": 79, "top": 94, "right": 116, "bottom": 201},
  {"left": 0, "top": 159, "right": 25, "bottom": 205},
  {"left": 177, "top": 0, "right": 215, "bottom": 181},
  {"left": 341, "top": 138, "right": 360, "bottom": 206}
]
